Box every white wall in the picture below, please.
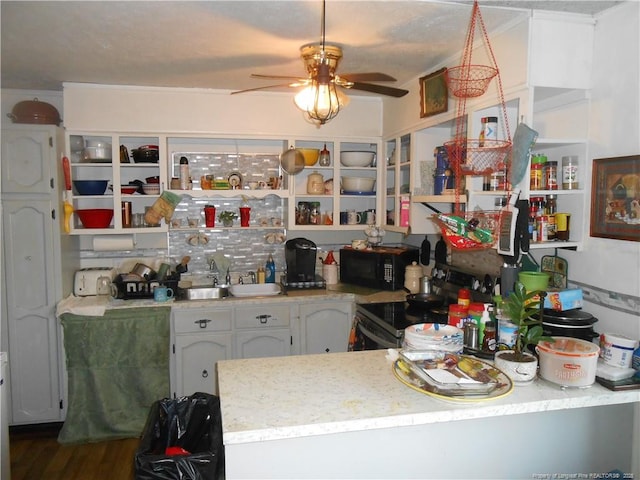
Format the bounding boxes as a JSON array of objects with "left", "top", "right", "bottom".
[{"left": 561, "top": 2, "right": 640, "bottom": 340}]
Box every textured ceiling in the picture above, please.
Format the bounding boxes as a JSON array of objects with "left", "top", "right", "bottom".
[{"left": 0, "top": 1, "right": 622, "bottom": 95}]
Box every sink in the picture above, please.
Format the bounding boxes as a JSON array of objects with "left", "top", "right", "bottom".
[
  {"left": 181, "top": 286, "right": 229, "bottom": 300},
  {"left": 229, "top": 283, "right": 281, "bottom": 297}
]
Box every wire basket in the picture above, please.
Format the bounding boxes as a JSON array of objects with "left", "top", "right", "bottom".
[
  {"left": 432, "top": 210, "right": 503, "bottom": 250},
  {"left": 444, "top": 138, "right": 512, "bottom": 175},
  {"left": 446, "top": 65, "right": 498, "bottom": 98}
]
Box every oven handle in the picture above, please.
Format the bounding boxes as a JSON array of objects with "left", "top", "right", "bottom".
[{"left": 357, "top": 319, "right": 399, "bottom": 349}]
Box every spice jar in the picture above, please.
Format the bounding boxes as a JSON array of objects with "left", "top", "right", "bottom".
[
  {"left": 544, "top": 161, "right": 559, "bottom": 190},
  {"left": 457, "top": 288, "right": 471, "bottom": 308},
  {"left": 562, "top": 156, "right": 579, "bottom": 189},
  {"left": 482, "top": 321, "right": 496, "bottom": 352},
  {"left": 530, "top": 154, "right": 546, "bottom": 190}
]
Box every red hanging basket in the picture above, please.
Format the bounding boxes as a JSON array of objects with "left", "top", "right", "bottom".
[
  {"left": 444, "top": 138, "right": 511, "bottom": 175},
  {"left": 445, "top": 65, "right": 498, "bottom": 98}
]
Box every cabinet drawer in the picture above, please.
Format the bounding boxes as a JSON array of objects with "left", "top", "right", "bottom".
[
  {"left": 234, "top": 305, "right": 290, "bottom": 329},
  {"left": 173, "top": 308, "right": 232, "bottom": 333}
]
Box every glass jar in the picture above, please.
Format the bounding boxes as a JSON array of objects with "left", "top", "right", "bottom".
[
  {"left": 562, "top": 156, "right": 579, "bottom": 189},
  {"left": 544, "top": 161, "right": 558, "bottom": 190},
  {"left": 319, "top": 144, "right": 331, "bottom": 167},
  {"left": 530, "top": 154, "right": 546, "bottom": 190},
  {"left": 309, "top": 202, "right": 321, "bottom": 225}
]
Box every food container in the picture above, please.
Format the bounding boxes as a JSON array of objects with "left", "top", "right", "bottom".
[
  {"left": 341, "top": 176, "right": 376, "bottom": 193},
  {"left": 75, "top": 209, "right": 114, "bottom": 229},
  {"left": 298, "top": 148, "right": 320, "bottom": 166},
  {"left": 73, "top": 180, "right": 108, "bottom": 195},
  {"left": 142, "top": 183, "right": 161, "bottom": 195},
  {"left": 599, "top": 333, "right": 639, "bottom": 368},
  {"left": 536, "top": 337, "right": 600, "bottom": 387},
  {"left": 82, "top": 145, "right": 112, "bottom": 162},
  {"left": 340, "top": 151, "right": 375, "bottom": 167}
]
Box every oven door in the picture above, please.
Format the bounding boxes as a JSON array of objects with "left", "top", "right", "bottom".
[{"left": 349, "top": 312, "right": 400, "bottom": 351}]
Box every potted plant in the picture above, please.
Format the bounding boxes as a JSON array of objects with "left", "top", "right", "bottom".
[
  {"left": 218, "top": 211, "right": 237, "bottom": 227},
  {"left": 494, "top": 281, "right": 553, "bottom": 385}
]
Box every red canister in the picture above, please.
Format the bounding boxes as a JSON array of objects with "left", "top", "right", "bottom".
[{"left": 448, "top": 304, "right": 468, "bottom": 328}]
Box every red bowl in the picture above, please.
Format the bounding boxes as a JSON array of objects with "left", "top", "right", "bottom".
[
  {"left": 146, "top": 176, "right": 160, "bottom": 184},
  {"left": 75, "top": 209, "right": 114, "bottom": 228},
  {"left": 121, "top": 185, "right": 138, "bottom": 195}
]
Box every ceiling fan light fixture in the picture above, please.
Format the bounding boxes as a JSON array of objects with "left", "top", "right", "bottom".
[{"left": 294, "top": 80, "right": 349, "bottom": 125}]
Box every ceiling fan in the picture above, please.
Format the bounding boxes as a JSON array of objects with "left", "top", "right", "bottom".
[{"left": 231, "top": 0, "right": 409, "bottom": 125}]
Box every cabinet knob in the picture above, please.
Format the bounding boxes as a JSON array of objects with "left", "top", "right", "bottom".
[
  {"left": 195, "top": 319, "right": 212, "bottom": 328},
  {"left": 257, "top": 314, "right": 272, "bottom": 324},
  {"left": 202, "top": 369, "right": 209, "bottom": 378}
]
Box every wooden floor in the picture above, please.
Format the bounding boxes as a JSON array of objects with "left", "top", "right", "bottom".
[{"left": 9, "top": 424, "right": 139, "bottom": 480}]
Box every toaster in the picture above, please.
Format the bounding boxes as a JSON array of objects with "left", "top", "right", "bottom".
[{"left": 74, "top": 267, "right": 117, "bottom": 296}]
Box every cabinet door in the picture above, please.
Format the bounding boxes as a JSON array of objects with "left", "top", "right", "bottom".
[
  {"left": 300, "top": 302, "right": 353, "bottom": 354},
  {"left": 1, "top": 127, "right": 56, "bottom": 194},
  {"left": 174, "top": 334, "right": 232, "bottom": 397},
  {"left": 234, "top": 329, "right": 291, "bottom": 359},
  {"left": 2, "top": 199, "right": 62, "bottom": 423}
]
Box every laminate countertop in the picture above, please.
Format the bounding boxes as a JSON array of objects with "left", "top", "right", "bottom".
[{"left": 218, "top": 349, "right": 640, "bottom": 445}]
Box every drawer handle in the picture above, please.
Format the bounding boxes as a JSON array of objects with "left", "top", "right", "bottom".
[
  {"left": 257, "top": 314, "right": 273, "bottom": 324},
  {"left": 202, "top": 369, "right": 209, "bottom": 378},
  {"left": 195, "top": 319, "right": 212, "bottom": 328}
]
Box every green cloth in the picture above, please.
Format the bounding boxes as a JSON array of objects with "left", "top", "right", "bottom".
[{"left": 58, "top": 307, "right": 170, "bottom": 444}]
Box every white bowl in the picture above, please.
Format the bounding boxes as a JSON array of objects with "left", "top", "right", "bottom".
[
  {"left": 341, "top": 176, "right": 376, "bottom": 193},
  {"left": 142, "top": 183, "right": 160, "bottom": 195},
  {"left": 340, "top": 151, "right": 375, "bottom": 167}
]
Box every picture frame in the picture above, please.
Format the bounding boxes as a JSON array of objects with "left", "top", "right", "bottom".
[
  {"left": 419, "top": 67, "right": 448, "bottom": 118},
  {"left": 590, "top": 154, "right": 640, "bottom": 242}
]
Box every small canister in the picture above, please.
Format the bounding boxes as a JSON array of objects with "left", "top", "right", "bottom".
[
  {"left": 448, "top": 304, "right": 468, "bottom": 328},
  {"left": 464, "top": 323, "right": 479, "bottom": 350},
  {"left": 404, "top": 261, "right": 423, "bottom": 294},
  {"left": 121, "top": 201, "right": 132, "bottom": 228},
  {"left": 530, "top": 154, "right": 546, "bottom": 190},
  {"left": 544, "top": 161, "right": 558, "bottom": 190},
  {"left": 562, "top": 156, "right": 579, "bottom": 189}
]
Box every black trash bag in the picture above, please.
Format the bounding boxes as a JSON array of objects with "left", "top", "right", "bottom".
[{"left": 135, "top": 392, "right": 224, "bottom": 480}]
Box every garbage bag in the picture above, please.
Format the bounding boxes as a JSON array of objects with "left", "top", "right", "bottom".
[{"left": 135, "top": 392, "right": 224, "bottom": 480}]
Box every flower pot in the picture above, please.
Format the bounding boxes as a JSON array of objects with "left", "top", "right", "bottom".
[{"left": 494, "top": 350, "right": 538, "bottom": 385}]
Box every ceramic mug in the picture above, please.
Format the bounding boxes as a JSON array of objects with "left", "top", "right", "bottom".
[
  {"left": 347, "top": 210, "right": 361, "bottom": 225},
  {"left": 154, "top": 286, "right": 174, "bottom": 302},
  {"left": 365, "top": 210, "right": 376, "bottom": 225}
]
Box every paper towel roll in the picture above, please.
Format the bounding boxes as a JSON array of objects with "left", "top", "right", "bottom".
[{"left": 93, "top": 235, "right": 134, "bottom": 251}]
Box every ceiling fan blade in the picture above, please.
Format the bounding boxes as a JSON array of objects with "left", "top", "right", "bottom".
[
  {"left": 231, "top": 83, "right": 302, "bottom": 95},
  {"left": 339, "top": 73, "right": 397, "bottom": 82},
  {"left": 348, "top": 82, "right": 409, "bottom": 98},
  {"left": 251, "top": 73, "right": 308, "bottom": 82}
]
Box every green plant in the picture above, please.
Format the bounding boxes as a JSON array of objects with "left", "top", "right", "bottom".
[
  {"left": 501, "top": 281, "right": 554, "bottom": 361},
  {"left": 217, "top": 211, "right": 237, "bottom": 222}
]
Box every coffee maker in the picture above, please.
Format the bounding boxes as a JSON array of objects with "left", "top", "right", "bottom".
[{"left": 284, "top": 238, "right": 325, "bottom": 288}]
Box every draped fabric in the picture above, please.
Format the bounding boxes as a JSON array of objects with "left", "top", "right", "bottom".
[{"left": 58, "top": 307, "right": 170, "bottom": 444}]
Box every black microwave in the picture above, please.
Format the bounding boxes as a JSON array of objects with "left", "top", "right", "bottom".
[{"left": 339, "top": 246, "right": 419, "bottom": 291}]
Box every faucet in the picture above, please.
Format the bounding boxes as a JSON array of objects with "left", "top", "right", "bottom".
[
  {"left": 209, "top": 258, "right": 217, "bottom": 271},
  {"left": 238, "top": 272, "right": 256, "bottom": 284}
]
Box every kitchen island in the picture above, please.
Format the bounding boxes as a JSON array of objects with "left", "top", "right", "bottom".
[{"left": 218, "top": 350, "right": 640, "bottom": 479}]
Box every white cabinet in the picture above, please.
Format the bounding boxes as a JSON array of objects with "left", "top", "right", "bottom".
[
  {"left": 65, "top": 132, "right": 165, "bottom": 234},
  {"left": 234, "top": 304, "right": 293, "bottom": 359},
  {"left": 171, "top": 307, "right": 233, "bottom": 397},
  {"left": 1, "top": 125, "right": 78, "bottom": 424},
  {"left": 299, "top": 301, "right": 353, "bottom": 354}
]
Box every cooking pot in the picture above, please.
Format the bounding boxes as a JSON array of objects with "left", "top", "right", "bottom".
[
  {"left": 7, "top": 98, "right": 62, "bottom": 126},
  {"left": 541, "top": 308, "right": 599, "bottom": 341},
  {"left": 132, "top": 145, "right": 159, "bottom": 163},
  {"left": 130, "top": 263, "right": 156, "bottom": 280},
  {"left": 406, "top": 293, "right": 445, "bottom": 309}
]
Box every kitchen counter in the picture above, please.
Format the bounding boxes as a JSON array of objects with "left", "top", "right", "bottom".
[
  {"left": 57, "top": 283, "right": 407, "bottom": 315},
  {"left": 217, "top": 350, "right": 640, "bottom": 479}
]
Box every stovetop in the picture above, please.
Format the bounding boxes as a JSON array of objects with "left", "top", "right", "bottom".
[{"left": 357, "top": 301, "right": 449, "bottom": 338}]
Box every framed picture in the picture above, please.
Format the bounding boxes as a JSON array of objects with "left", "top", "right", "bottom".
[
  {"left": 419, "top": 67, "right": 448, "bottom": 118},
  {"left": 590, "top": 154, "right": 640, "bottom": 241}
]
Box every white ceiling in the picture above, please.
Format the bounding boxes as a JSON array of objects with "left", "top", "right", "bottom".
[{"left": 1, "top": 1, "right": 622, "bottom": 96}]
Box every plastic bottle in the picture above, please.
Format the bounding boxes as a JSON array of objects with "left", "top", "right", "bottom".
[
  {"left": 478, "top": 303, "right": 492, "bottom": 348},
  {"left": 265, "top": 254, "right": 276, "bottom": 283},
  {"left": 257, "top": 267, "right": 266, "bottom": 284},
  {"left": 179, "top": 156, "right": 190, "bottom": 190},
  {"left": 457, "top": 288, "right": 471, "bottom": 308}
]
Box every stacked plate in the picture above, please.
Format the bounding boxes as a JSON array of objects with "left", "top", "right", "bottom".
[{"left": 403, "top": 323, "right": 463, "bottom": 353}]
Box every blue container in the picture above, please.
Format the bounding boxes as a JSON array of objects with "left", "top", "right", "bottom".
[
  {"left": 434, "top": 146, "right": 449, "bottom": 170},
  {"left": 433, "top": 170, "right": 454, "bottom": 195}
]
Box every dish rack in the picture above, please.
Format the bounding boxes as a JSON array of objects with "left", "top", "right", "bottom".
[{"left": 113, "top": 275, "right": 179, "bottom": 299}]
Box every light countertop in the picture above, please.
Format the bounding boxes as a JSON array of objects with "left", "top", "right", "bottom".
[{"left": 217, "top": 349, "right": 640, "bottom": 446}]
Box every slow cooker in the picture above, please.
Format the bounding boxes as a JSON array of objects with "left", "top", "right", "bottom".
[{"left": 541, "top": 308, "right": 599, "bottom": 342}]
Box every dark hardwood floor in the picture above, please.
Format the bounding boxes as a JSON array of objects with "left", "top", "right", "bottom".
[{"left": 9, "top": 424, "right": 138, "bottom": 480}]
